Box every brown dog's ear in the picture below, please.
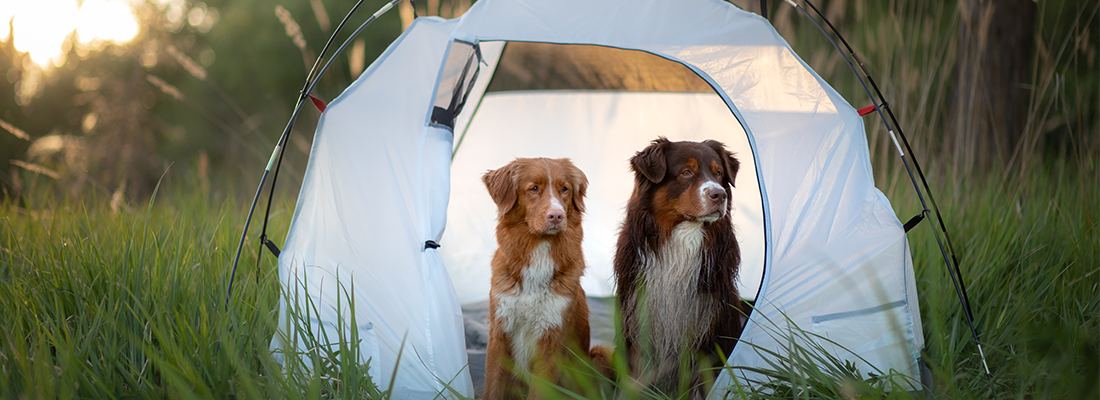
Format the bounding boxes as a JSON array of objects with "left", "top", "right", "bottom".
[
  {"left": 631, "top": 137, "right": 670, "bottom": 184},
  {"left": 726, "top": 152, "right": 740, "bottom": 188},
  {"left": 482, "top": 162, "right": 519, "bottom": 216},
  {"left": 563, "top": 159, "right": 589, "bottom": 213},
  {"left": 704, "top": 140, "right": 740, "bottom": 188}
]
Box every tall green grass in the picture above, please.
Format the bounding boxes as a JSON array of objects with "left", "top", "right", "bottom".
[
  {"left": 0, "top": 173, "right": 388, "bottom": 399},
  {"left": 2, "top": 159, "right": 1095, "bottom": 399},
  {"left": 895, "top": 164, "right": 1099, "bottom": 399}
]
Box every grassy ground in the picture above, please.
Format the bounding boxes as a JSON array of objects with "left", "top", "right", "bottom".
[
  {"left": 1, "top": 157, "right": 1096, "bottom": 400},
  {"left": 890, "top": 162, "right": 1098, "bottom": 399}
]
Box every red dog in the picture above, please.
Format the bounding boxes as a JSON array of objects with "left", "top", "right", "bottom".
[
  {"left": 482, "top": 157, "right": 610, "bottom": 400},
  {"left": 614, "top": 138, "right": 744, "bottom": 399}
]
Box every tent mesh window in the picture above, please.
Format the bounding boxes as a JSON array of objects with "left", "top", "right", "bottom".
[
  {"left": 431, "top": 40, "right": 482, "bottom": 130},
  {"left": 486, "top": 42, "right": 714, "bottom": 93}
]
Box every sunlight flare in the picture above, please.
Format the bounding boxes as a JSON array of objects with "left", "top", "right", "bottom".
[{"left": 2, "top": 0, "right": 139, "bottom": 67}]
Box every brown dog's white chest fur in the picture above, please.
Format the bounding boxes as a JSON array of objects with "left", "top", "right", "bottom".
[
  {"left": 493, "top": 241, "right": 571, "bottom": 372},
  {"left": 630, "top": 222, "right": 717, "bottom": 368}
]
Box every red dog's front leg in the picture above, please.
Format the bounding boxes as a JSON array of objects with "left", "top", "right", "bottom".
[
  {"left": 484, "top": 330, "right": 524, "bottom": 400},
  {"left": 485, "top": 296, "right": 524, "bottom": 400},
  {"left": 527, "top": 327, "right": 564, "bottom": 400}
]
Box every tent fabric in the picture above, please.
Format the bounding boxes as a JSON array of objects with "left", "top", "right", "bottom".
[
  {"left": 442, "top": 91, "right": 767, "bottom": 303},
  {"left": 270, "top": 0, "right": 925, "bottom": 397},
  {"left": 270, "top": 17, "right": 474, "bottom": 398}
]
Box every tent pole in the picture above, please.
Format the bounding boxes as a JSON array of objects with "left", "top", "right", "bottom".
[
  {"left": 253, "top": 0, "right": 405, "bottom": 265},
  {"left": 786, "top": 0, "right": 994, "bottom": 381},
  {"left": 224, "top": 0, "right": 405, "bottom": 311},
  {"left": 224, "top": 161, "right": 274, "bottom": 310},
  {"left": 794, "top": 0, "right": 961, "bottom": 262},
  {"left": 792, "top": 1, "right": 971, "bottom": 318},
  {"left": 225, "top": 95, "right": 306, "bottom": 311}
]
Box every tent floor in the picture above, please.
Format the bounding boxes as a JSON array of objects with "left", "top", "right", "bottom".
[{"left": 461, "top": 296, "right": 617, "bottom": 397}]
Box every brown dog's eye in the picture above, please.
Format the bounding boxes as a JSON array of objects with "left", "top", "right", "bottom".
[{"left": 681, "top": 169, "right": 693, "bottom": 177}]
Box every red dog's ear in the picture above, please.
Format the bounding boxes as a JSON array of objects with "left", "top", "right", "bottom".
[
  {"left": 482, "top": 162, "right": 519, "bottom": 216},
  {"left": 563, "top": 159, "right": 589, "bottom": 213},
  {"left": 704, "top": 140, "right": 740, "bottom": 188},
  {"left": 631, "top": 137, "right": 670, "bottom": 184}
]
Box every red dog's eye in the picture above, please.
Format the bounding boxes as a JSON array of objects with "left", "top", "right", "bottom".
[
  {"left": 560, "top": 186, "right": 568, "bottom": 193},
  {"left": 529, "top": 185, "right": 539, "bottom": 193}
]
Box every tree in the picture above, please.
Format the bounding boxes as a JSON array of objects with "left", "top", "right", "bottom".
[{"left": 952, "top": 0, "right": 1036, "bottom": 174}]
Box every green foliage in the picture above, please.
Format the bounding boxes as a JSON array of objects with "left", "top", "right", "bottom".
[
  {"left": 2, "top": 154, "right": 1095, "bottom": 399},
  {"left": 1, "top": 0, "right": 406, "bottom": 200},
  {"left": 717, "top": 314, "right": 919, "bottom": 400},
  {"left": 771, "top": 0, "right": 1098, "bottom": 180},
  {"left": 896, "top": 162, "right": 1099, "bottom": 400},
  {"left": 0, "top": 173, "right": 398, "bottom": 399}
]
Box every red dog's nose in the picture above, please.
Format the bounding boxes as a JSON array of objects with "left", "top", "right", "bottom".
[
  {"left": 705, "top": 186, "right": 727, "bottom": 202},
  {"left": 547, "top": 209, "right": 564, "bottom": 223}
]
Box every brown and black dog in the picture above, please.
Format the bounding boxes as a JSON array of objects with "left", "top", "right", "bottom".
[
  {"left": 614, "top": 138, "right": 744, "bottom": 399},
  {"left": 482, "top": 157, "right": 611, "bottom": 400}
]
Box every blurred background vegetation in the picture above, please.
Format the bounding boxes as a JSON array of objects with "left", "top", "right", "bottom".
[
  {"left": 0, "top": 1, "right": 1095, "bottom": 398},
  {"left": 0, "top": 0, "right": 458, "bottom": 203},
  {"left": 1, "top": 0, "right": 1096, "bottom": 206}
]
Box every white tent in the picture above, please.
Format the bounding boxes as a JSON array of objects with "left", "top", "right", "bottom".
[{"left": 269, "top": 0, "right": 925, "bottom": 397}]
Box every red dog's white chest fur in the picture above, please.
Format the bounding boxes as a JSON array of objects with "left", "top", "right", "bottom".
[
  {"left": 483, "top": 157, "right": 611, "bottom": 399},
  {"left": 493, "top": 242, "right": 571, "bottom": 371}
]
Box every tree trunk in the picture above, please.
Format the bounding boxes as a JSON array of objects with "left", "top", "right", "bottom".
[{"left": 952, "top": 0, "right": 1036, "bottom": 174}]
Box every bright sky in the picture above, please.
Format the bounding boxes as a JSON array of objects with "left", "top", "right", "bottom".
[{"left": 0, "top": 0, "right": 140, "bottom": 67}]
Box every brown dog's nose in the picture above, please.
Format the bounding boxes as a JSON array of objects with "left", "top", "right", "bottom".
[
  {"left": 547, "top": 209, "right": 564, "bottom": 223},
  {"left": 705, "top": 186, "right": 727, "bottom": 202}
]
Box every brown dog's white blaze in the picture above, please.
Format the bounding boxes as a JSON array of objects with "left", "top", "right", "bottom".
[{"left": 673, "top": 156, "right": 731, "bottom": 223}]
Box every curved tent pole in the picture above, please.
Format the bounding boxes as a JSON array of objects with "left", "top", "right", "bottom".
[
  {"left": 795, "top": 1, "right": 969, "bottom": 306},
  {"left": 224, "top": 0, "right": 406, "bottom": 311},
  {"left": 784, "top": 0, "right": 993, "bottom": 381}
]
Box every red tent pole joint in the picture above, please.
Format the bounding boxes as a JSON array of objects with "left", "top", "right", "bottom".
[{"left": 308, "top": 94, "right": 328, "bottom": 112}]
